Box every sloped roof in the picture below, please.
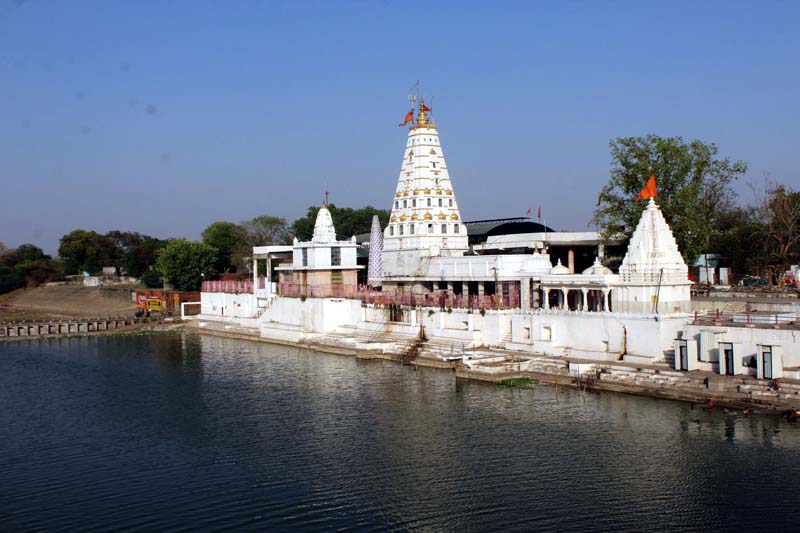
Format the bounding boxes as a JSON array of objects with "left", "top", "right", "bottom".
[{"left": 465, "top": 218, "right": 555, "bottom": 242}]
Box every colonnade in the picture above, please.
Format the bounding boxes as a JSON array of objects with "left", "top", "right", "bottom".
[{"left": 541, "top": 286, "right": 611, "bottom": 312}]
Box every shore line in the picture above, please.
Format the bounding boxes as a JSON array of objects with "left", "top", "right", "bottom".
[{"left": 185, "top": 321, "right": 798, "bottom": 413}]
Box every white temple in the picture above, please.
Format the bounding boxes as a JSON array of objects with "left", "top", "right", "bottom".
[
  {"left": 382, "top": 99, "right": 468, "bottom": 277},
  {"left": 275, "top": 204, "right": 362, "bottom": 294},
  {"left": 198, "top": 92, "right": 799, "bottom": 382},
  {"left": 613, "top": 198, "right": 692, "bottom": 314}
]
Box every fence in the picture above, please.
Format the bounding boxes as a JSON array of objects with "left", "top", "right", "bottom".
[
  {"left": 278, "top": 283, "right": 521, "bottom": 310},
  {"left": 202, "top": 280, "right": 254, "bottom": 294}
]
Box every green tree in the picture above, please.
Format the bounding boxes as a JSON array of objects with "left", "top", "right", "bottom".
[
  {"left": 106, "top": 231, "right": 165, "bottom": 277},
  {"left": 0, "top": 244, "right": 62, "bottom": 293},
  {"left": 0, "top": 264, "right": 22, "bottom": 294},
  {"left": 155, "top": 239, "right": 217, "bottom": 291},
  {"left": 711, "top": 205, "right": 764, "bottom": 278},
  {"left": 291, "top": 205, "right": 390, "bottom": 241},
  {"left": 242, "top": 215, "right": 292, "bottom": 246},
  {"left": 202, "top": 221, "right": 247, "bottom": 273},
  {"left": 593, "top": 135, "right": 746, "bottom": 264},
  {"left": 58, "top": 229, "right": 102, "bottom": 274}
]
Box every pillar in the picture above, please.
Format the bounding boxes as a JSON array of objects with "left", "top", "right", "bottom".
[
  {"left": 253, "top": 257, "right": 258, "bottom": 286},
  {"left": 581, "top": 288, "right": 589, "bottom": 311},
  {"left": 602, "top": 289, "right": 610, "bottom": 312},
  {"left": 520, "top": 278, "right": 531, "bottom": 309},
  {"left": 478, "top": 282, "right": 485, "bottom": 297},
  {"left": 543, "top": 287, "right": 550, "bottom": 310},
  {"left": 560, "top": 288, "right": 567, "bottom": 309},
  {"left": 568, "top": 249, "right": 575, "bottom": 274}
]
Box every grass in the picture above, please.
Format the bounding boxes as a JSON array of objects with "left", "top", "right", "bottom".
[{"left": 496, "top": 377, "right": 533, "bottom": 388}]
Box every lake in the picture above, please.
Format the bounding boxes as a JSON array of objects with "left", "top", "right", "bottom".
[{"left": 1, "top": 332, "right": 799, "bottom": 531}]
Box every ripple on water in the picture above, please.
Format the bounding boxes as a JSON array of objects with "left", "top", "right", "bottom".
[{"left": 2, "top": 333, "right": 800, "bottom": 531}]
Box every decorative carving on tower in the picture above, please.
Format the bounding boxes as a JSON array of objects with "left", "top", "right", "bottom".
[{"left": 367, "top": 215, "right": 383, "bottom": 288}]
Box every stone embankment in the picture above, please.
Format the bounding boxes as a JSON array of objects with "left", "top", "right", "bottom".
[
  {"left": 186, "top": 319, "right": 799, "bottom": 413},
  {"left": 0, "top": 316, "right": 180, "bottom": 341}
]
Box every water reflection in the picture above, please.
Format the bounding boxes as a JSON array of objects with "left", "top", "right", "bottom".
[{"left": 1, "top": 332, "right": 800, "bottom": 531}]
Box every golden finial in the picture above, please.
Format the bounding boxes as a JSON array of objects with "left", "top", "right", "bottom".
[{"left": 417, "top": 98, "right": 428, "bottom": 126}]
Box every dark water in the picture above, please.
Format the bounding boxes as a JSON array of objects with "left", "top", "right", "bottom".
[{"left": 2, "top": 333, "right": 800, "bottom": 531}]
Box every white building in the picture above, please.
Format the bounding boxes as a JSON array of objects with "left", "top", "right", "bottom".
[{"left": 276, "top": 204, "right": 362, "bottom": 296}]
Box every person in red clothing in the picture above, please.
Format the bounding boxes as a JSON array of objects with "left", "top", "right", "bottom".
[{"left": 705, "top": 399, "right": 715, "bottom": 410}]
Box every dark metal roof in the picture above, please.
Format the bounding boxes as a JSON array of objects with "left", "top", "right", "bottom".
[{"left": 464, "top": 218, "right": 555, "bottom": 242}]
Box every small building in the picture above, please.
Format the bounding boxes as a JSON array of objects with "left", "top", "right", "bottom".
[{"left": 276, "top": 204, "right": 363, "bottom": 297}]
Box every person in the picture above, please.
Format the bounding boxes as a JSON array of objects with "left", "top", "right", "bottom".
[
  {"left": 705, "top": 398, "right": 715, "bottom": 410},
  {"left": 768, "top": 378, "right": 780, "bottom": 391},
  {"left": 743, "top": 407, "right": 751, "bottom": 415}
]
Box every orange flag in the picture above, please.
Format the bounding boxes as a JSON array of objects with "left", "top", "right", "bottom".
[
  {"left": 399, "top": 110, "right": 413, "bottom": 127},
  {"left": 422, "top": 103, "right": 432, "bottom": 112},
  {"left": 636, "top": 175, "right": 657, "bottom": 200}
]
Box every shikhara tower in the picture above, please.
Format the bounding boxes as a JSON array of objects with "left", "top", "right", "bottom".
[{"left": 382, "top": 99, "right": 469, "bottom": 277}]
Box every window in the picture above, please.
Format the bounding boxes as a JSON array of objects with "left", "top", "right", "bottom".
[
  {"left": 331, "top": 247, "right": 341, "bottom": 266},
  {"left": 441, "top": 224, "right": 447, "bottom": 234},
  {"left": 389, "top": 226, "right": 394, "bottom": 236},
  {"left": 394, "top": 201, "right": 398, "bottom": 209},
  {"left": 449, "top": 199, "right": 453, "bottom": 207},
  {"left": 454, "top": 224, "right": 460, "bottom": 234},
  {"left": 427, "top": 198, "right": 431, "bottom": 207},
  {"left": 432, "top": 162, "right": 437, "bottom": 168},
  {"left": 438, "top": 198, "right": 443, "bottom": 207},
  {"left": 403, "top": 199, "right": 407, "bottom": 208},
  {"left": 399, "top": 225, "right": 404, "bottom": 235},
  {"left": 412, "top": 199, "right": 416, "bottom": 207},
  {"left": 409, "top": 224, "right": 415, "bottom": 235},
  {"left": 302, "top": 248, "right": 308, "bottom": 267},
  {"left": 427, "top": 224, "right": 433, "bottom": 234}
]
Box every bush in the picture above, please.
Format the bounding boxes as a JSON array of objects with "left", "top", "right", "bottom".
[{"left": 139, "top": 269, "right": 163, "bottom": 289}]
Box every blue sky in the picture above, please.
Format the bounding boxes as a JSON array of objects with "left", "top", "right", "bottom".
[{"left": 1, "top": 0, "right": 798, "bottom": 253}]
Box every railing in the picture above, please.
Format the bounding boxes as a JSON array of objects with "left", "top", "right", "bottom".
[
  {"left": 202, "top": 280, "right": 253, "bottom": 294},
  {"left": 278, "top": 283, "right": 521, "bottom": 310}
]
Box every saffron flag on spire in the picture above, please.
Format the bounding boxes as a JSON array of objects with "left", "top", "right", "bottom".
[
  {"left": 399, "top": 110, "right": 413, "bottom": 127},
  {"left": 526, "top": 207, "right": 531, "bottom": 215},
  {"left": 422, "top": 103, "right": 432, "bottom": 112},
  {"left": 537, "top": 206, "right": 541, "bottom": 219},
  {"left": 636, "top": 175, "right": 657, "bottom": 200}
]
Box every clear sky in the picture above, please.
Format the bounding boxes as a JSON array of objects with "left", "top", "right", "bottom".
[{"left": 2, "top": 0, "right": 798, "bottom": 254}]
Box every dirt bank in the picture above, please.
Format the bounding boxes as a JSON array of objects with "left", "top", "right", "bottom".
[{"left": 0, "top": 284, "right": 135, "bottom": 321}]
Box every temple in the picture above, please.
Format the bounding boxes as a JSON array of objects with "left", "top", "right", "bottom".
[{"left": 197, "top": 93, "right": 799, "bottom": 384}]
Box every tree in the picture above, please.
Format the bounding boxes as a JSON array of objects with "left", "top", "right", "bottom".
[
  {"left": 0, "top": 264, "right": 22, "bottom": 294},
  {"left": 0, "top": 244, "right": 62, "bottom": 293},
  {"left": 711, "top": 205, "right": 763, "bottom": 278},
  {"left": 291, "top": 205, "right": 390, "bottom": 241},
  {"left": 202, "top": 221, "right": 247, "bottom": 273},
  {"left": 231, "top": 215, "right": 293, "bottom": 275},
  {"left": 58, "top": 229, "right": 103, "bottom": 275},
  {"left": 756, "top": 183, "right": 800, "bottom": 284},
  {"left": 106, "top": 231, "right": 165, "bottom": 277},
  {"left": 593, "top": 135, "right": 746, "bottom": 264},
  {"left": 155, "top": 239, "right": 217, "bottom": 291},
  {"left": 241, "top": 215, "right": 292, "bottom": 246}
]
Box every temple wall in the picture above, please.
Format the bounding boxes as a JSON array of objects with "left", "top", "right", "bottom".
[
  {"left": 201, "top": 292, "right": 257, "bottom": 318},
  {"left": 613, "top": 285, "right": 692, "bottom": 314},
  {"left": 259, "top": 296, "right": 362, "bottom": 333}
]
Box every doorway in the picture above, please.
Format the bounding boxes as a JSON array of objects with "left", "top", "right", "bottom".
[{"left": 762, "top": 347, "right": 773, "bottom": 380}]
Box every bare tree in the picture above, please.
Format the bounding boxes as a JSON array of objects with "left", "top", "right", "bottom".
[{"left": 755, "top": 180, "right": 800, "bottom": 285}]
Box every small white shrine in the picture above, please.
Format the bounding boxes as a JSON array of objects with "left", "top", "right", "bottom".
[
  {"left": 613, "top": 198, "right": 692, "bottom": 314},
  {"left": 276, "top": 204, "right": 362, "bottom": 292}
]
